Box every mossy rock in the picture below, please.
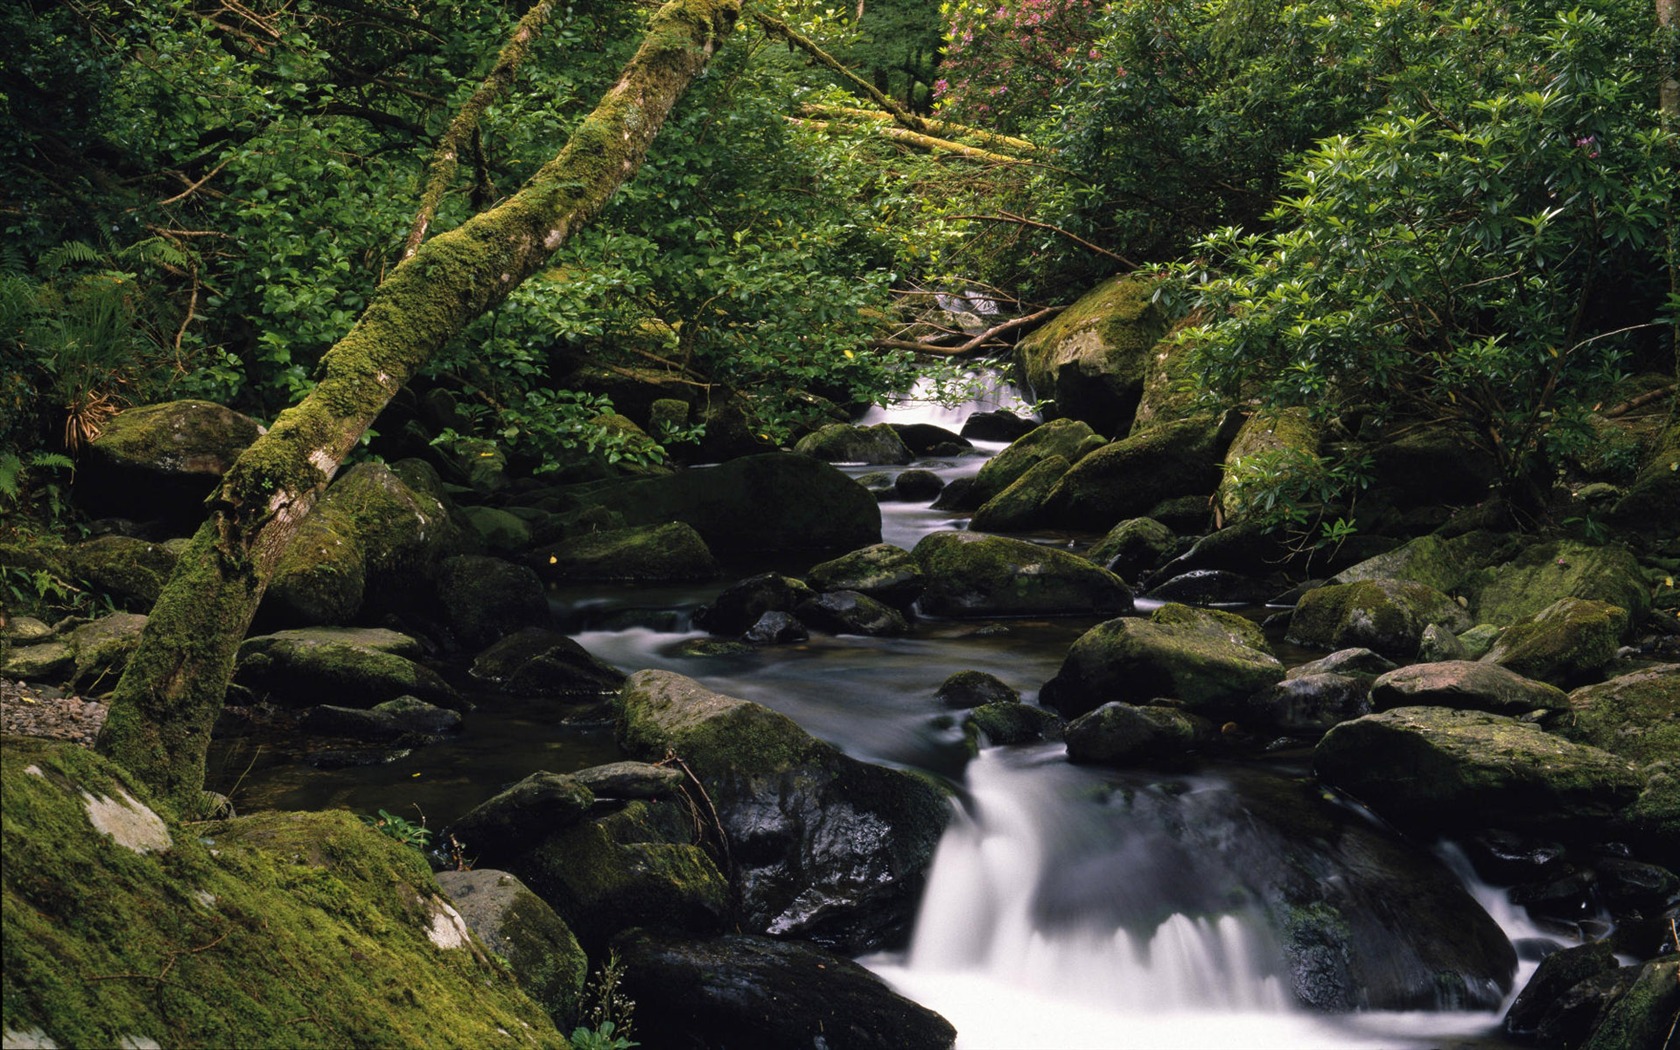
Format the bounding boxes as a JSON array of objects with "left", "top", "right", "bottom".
[
  {"left": 320, "top": 461, "right": 464, "bottom": 601},
  {"left": 1286, "top": 578, "right": 1472, "bottom": 660},
  {"left": 260, "top": 504, "right": 367, "bottom": 628},
  {"left": 804, "top": 544, "right": 925, "bottom": 608},
  {"left": 468, "top": 628, "right": 627, "bottom": 698},
  {"left": 1132, "top": 317, "right": 1205, "bottom": 431},
  {"left": 912, "top": 531, "right": 1133, "bottom": 619},
  {"left": 435, "top": 554, "right": 549, "bottom": 650},
  {"left": 63, "top": 536, "right": 179, "bottom": 612},
  {"left": 68, "top": 612, "right": 149, "bottom": 694},
  {"left": 936, "top": 670, "right": 1020, "bottom": 709},
  {"left": 1314, "top": 706, "right": 1643, "bottom": 839},
  {"left": 533, "top": 521, "right": 718, "bottom": 582},
  {"left": 1461, "top": 539, "right": 1649, "bottom": 627},
  {"left": 1480, "top": 597, "right": 1629, "bottom": 688},
  {"left": 0, "top": 737, "right": 562, "bottom": 1048},
  {"left": 76, "top": 400, "right": 263, "bottom": 530},
  {"left": 1012, "top": 273, "right": 1164, "bottom": 436},
  {"left": 692, "top": 573, "right": 815, "bottom": 635},
  {"left": 1364, "top": 422, "right": 1499, "bottom": 509},
  {"left": 1605, "top": 422, "right": 1680, "bottom": 542},
  {"left": 436, "top": 869, "right": 588, "bottom": 1030},
  {"left": 963, "top": 701, "right": 1060, "bottom": 751},
  {"left": 589, "top": 412, "right": 673, "bottom": 477},
  {"left": 793, "top": 422, "right": 914, "bottom": 465},
  {"left": 458, "top": 505, "right": 534, "bottom": 553},
  {"left": 1086, "top": 517, "right": 1177, "bottom": 582},
  {"left": 572, "top": 452, "right": 882, "bottom": 554},
  {"left": 1040, "top": 603, "right": 1284, "bottom": 719},
  {"left": 1370, "top": 661, "right": 1569, "bottom": 716},
  {"left": 1064, "top": 701, "right": 1213, "bottom": 766},
  {"left": 1043, "top": 416, "right": 1231, "bottom": 531},
  {"left": 969, "top": 454, "right": 1069, "bottom": 532},
  {"left": 235, "top": 627, "right": 456, "bottom": 707},
  {"left": 962, "top": 418, "right": 1105, "bottom": 509},
  {"left": 794, "top": 590, "right": 909, "bottom": 637},
  {"left": 1557, "top": 665, "right": 1680, "bottom": 767},
  {"left": 1217, "top": 409, "right": 1323, "bottom": 526},
  {"left": 1579, "top": 958, "right": 1680, "bottom": 1050}
]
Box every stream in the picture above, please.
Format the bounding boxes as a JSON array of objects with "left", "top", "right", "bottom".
[{"left": 212, "top": 377, "right": 1567, "bottom": 1048}]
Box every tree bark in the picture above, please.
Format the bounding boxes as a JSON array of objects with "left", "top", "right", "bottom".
[
  {"left": 1659, "top": 0, "right": 1678, "bottom": 120},
  {"left": 96, "top": 0, "right": 741, "bottom": 814}
]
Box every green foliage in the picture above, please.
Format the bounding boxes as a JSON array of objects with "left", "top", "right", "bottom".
[
  {"left": 572, "top": 949, "right": 637, "bottom": 1048},
  {"left": 1170, "top": 0, "right": 1677, "bottom": 508},
  {"left": 358, "top": 809, "right": 432, "bottom": 852},
  {"left": 570, "top": 1020, "right": 638, "bottom": 1050}
]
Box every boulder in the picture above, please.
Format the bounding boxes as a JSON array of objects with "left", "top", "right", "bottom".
[
  {"left": 1558, "top": 665, "right": 1680, "bottom": 767},
  {"left": 913, "top": 531, "right": 1133, "bottom": 619},
  {"left": 963, "top": 702, "right": 1061, "bottom": 750},
  {"left": 741, "top": 610, "right": 809, "bottom": 646},
  {"left": 1330, "top": 531, "right": 1500, "bottom": 594},
  {"left": 616, "top": 670, "right": 949, "bottom": 953},
  {"left": 260, "top": 507, "right": 366, "bottom": 627},
  {"left": 1244, "top": 674, "right": 1372, "bottom": 735},
  {"left": 1012, "top": 273, "right": 1165, "bottom": 436},
  {"left": 963, "top": 418, "right": 1105, "bottom": 509},
  {"left": 968, "top": 454, "right": 1068, "bottom": 532},
  {"left": 1580, "top": 958, "right": 1680, "bottom": 1050},
  {"left": 235, "top": 627, "right": 456, "bottom": 707},
  {"left": 935, "top": 670, "right": 1020, "bottom": 709},
  {"left": 1086, "top": 517, "right": 1176, "bottom": 582},
  {"left": 693, "top": 573, "right": 816, "bottom": 635},
  {"left": 614, "top": 930, "right": 956, "bottom": 1050},
  {"left": 1216, "top": 408, "right": 1322, "bottom": 526},
  {"left": 571, "top": 761, "right": 686, "bottom": 801},
  {"left": 434, "top": 554, "right": 549, "bottom": 650},
  {"left": 1481, "top": 597, "right": 1628, "bottom": 688},
  {"left": 1461, "top": 539, "right": 1649, "bottom": 627},
  {"left": 448, "top": 771, "right": 597, "bottom": 847},
  {"left": 890, "top": 423, "right": 972, "bottom": 458},
  {"left": 1043, "top": 416, "right": 1232, "bottom": 531},
  {"left": 1314, "top": 707, "right": 1643, "bottom": 838},
  {"left": 1364, "top": 422, "right": 1499, "bottom": 509},
  {"left": 1286, "top": 578, "right": 1471, "bottom": 660},
  {"left": 1040, "top": 604, "right": 1283, "bottom": 719},
  {"left": 805, "top": 544, "right": 925, "bottom": 608},
  {"left": 1415, "top": 622, "right": 1468, "bottom": 662},
  {"left": 1, "top": 738, "right": 560, "bottom": 1048},
  {"left": 468, "top": 627, "right": 626, "bottom": 698},
  {"left": 533, "top": 521, "right": 718, "bottom": 582},
  {"left": 456, "top": 505, "right": 532, "bottom": 553},
  {"left": 1604, "top": 421, "right": 1680, "bottom": 542},
  {"left": 77, "top": 399, "right": 262, "bottom": 531},
  {"left": 301, "top": 696, "right": 462, "bottom": 740},
  {"left": 435, "top": 868, "right": 588, "bottom": 1029},
  {"left": 794, "top": 590, "right": 910, "bottom": 637},
  {"left": 572, "top": 452, "right": 882, "bottom": 553},
  {"left": 315, "top": 460, "right": 463, "bottom": 612},
  {"left": 960, "top": 409, "right": 1036, "bottom": 443},
  {"left": 1064, "top": 702, "right": 1213, "bottom": 766},
  {"left": 63, "top": 535, "right": 179, "bottom": 612},
  {"left": 1370, "top": 661, "right": 1569, "bottom": 716},
  {"left": 893, "top": 468, "right": 946, "bottom": 502},
  {"left": 1144, "top": 569, "right": 1277, "bottom": 606},
  {"left": 67, "top": 612, "right": 148, "bottom": 693},
  {"left": 793, "top": 422, "right": 914, "bottom": 465}
]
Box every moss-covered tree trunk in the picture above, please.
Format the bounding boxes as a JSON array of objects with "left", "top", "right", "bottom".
[{"left": 96, "top": 0, "right": 741, "bottom": 814}]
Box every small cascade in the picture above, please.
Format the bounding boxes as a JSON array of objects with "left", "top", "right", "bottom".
[{"left": 857, "top": 372, "right": 1034, "bottom": 431}]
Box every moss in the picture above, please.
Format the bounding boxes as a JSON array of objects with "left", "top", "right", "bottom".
[
  {"left": 261, "top": 504, "right": 367, "bottom": 627},
  {"left": 1013, "top": 274, "right": 1165, "bottom": 436},
  {"left": 969, "top": 454, "right": 1069, "bottom": 532},
  {"left": 1464, "top": 539, "right": 1649, "bottom": 626},
  {"left": 534, "top": 521, "right": 718, "bottom": 582},
  {"left": 2, "top": 737, "right": 563, "bottom": 1048},
  {"left": 1558, "top": 667, "right": 1680, "bottom": 767},
  {"left": 1218, "top": 408, "right": 1323, "bottom": 524},
  {"left": 1286, "top": 579, "right": 1470, "bottom": 660},
  {"left": 1482, "top": 597, "right": 1627, "bottom": 688},
  {"left": 912, "top": 531, "right": 1133, "bottom": 618},
  {"left": 1150, "top": 602, "right": 1272, "bottom": 654},
  {"left": 1044, "top": 417, "right": 1227, "bottom": 530},
  {"left": 617, "top": 669, "right": 824, "bottom": 774},
  {"left": 63, "top": 536, "right": 180, "bottom": 613},
  {"left": 1041, "top": 613, "right": 1284, "bottom": 718},
  {"left": 1579, "top": 959, "right": 1679, "bottom": 1050},
  {"left": 967, "top": 419, "right": 1104, "bottom": 507}
]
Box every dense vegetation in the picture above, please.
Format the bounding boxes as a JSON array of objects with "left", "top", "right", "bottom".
[{"left": 2, "top": 0, "right": 1675, "bottom": 546}]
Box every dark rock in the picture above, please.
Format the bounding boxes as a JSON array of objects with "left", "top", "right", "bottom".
[
  {"left": 1245, "top": 674, "right": 1371, "bottom": 735},
  {"left": 1579, "top": 958, "right": 1679, "bottom": 1050},
  {"left": 1593, "top": 857, "right": 1680, "bottom": 911},
  {"left": 805, "top": 544, "right": 925, "bottom": 608},
  {"left": 793, "top": 422, "right": 914, "bottom": 465},
  {"left": 1537, "top": 967, "right": 1637, "bottom": 1049},
  {"left": 1503, "top": 939, "right": 1619, "bottom": 1038},
  {"left": 570, "top": 761, "right": 686, "bottom": 801},
  {"left": 1509, "top": 865, "right": 1599, "bottom": 918},
  {"left": 964, "top": 702, "right": 1060, "bottom": 749},
  {"left": 1370, "top": 661, "right": 1569, "bottom": 715},
  {"left": 468, "top": 627, "right": 626, "bottom": 698},
  {"left": 893, "top": 468, "right": 945, "bottom": 501},
  {"left": 302, "top": 696, "right": 461, "bottom": 740},
  {"left": 614, "top": 930, "right": 957, "bottom": 1050},
  {"left": 1065, "top": 702, "right": 1213, "bottom": 766},
  {"left": 1144, "top": 569, "right": 1277, "bottom": 606},
  {"left": 446, "top": 771, "right": 596, "bottom": 848},
  {"left": 1087, "top": 517, "right": 1176, "bottom": 582},
  {"left": 935, "top": 670, "right": 1020, "bottom": 709},
  {"left": 234, "top": 627, "right": 456, "bottom": 707},
  {"left": 913, "top": 531, "right": 1133, "bottom": 619},
  {"left": 1043, "top": 417, "right": 1231, "bottom": 531},
  {"left": 77, "top": 399, "right": 262, "bottom": 531},
  {"left": 963, "top": 418, "right": 1106, "bottom": 510},
  {"left": 1285, "top": 648, "right": 1399, "bottom": 685},
  {"left": 1365, "top": 422, "right": 1499, "bottom": 509},
  {"left": 693, "top": 573, "right": 816, "bottom": 635},
  {"left": 1468, "top": 830, "right": 1567, "bottom": 883},
  {"left": 435, "top": 868, "right": 588, "bottom": 1029},
  {"left": 63, "top": 536, "right": 179, "bottom": 611},
  {"left": 533, "top": 521, "right": 718, "bottom": 582},
  {"left": 794, "top": 590, "right": 910, "bottom": 637},
  {"left": 930, "top": 475, "right": 977, "bottom": 510},
  {"left": 960, "top": 410, "right": 1036, "bottom": 443},
  {"left": 741, "top": 610, "right": 809, "bottom": 646},
  {"left": 1012, "top": 273, "right": 1164, "bottom": 436},
  {"left": 435, "top": 554, "right": 549, "bottom": 650},
  {"left": 890, "top": 423, "right": 972, "bottom": 457}
]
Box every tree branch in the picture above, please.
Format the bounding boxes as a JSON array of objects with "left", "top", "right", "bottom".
[
  {"left": 874, "top": 305, "right": 1062, "bottom": 356},
  {"left": 949, "top": 211, "right": 1138, "bottom": 268},
  {"left": 789, "top": 118, "right": 1025, "bottom": 165}
]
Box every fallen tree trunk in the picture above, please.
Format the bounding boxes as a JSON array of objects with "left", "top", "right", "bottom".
[{"left": 97, "top": 0, "right": 742, "bottom": 813}]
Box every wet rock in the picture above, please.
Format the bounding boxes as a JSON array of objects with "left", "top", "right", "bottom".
[
  {"left": 235, "top": 627, "right": 456, "bottom": 707},
  {"left": 1144, "top": 569, "right": 1276, "bottom": 606},
  {"left": 1040, "top": 604, "right": 1282, "bottom": 719},
  {"left": 960, "top": 410, "right": 1035, "bottom": 443},
  {"left": 63, "top": 536, "right": 179, "bottom": 612},
  {"left": 969, "top": 453, "right": 1068, "bottom": 532},
  {"left": 533, "top": 521, "right": 718, "bottom": 582},
  {"left": 1468, "top": 830, "right": 1567, "bottom": 883},
  {"left": 1537, "top": 966, "right": 1638, "bottom": 1049},
  {"left": 1285, "top": 648, "right": 1397, "bottom": 685},
  {"left": 1012, "top": 272, "right": 1164, "bottom": 437},
  {"left": 794, "top": 590, "right": 909, "bottom": 637},
  {"left": 1065, "top": 702, "right": 1213, "bottom": 766},
  {"left": 1593, "top": 857, "right": 1680, "bottom": 912},
  {"left": 1579, "top": 958, "right": 1679, "bottom": 1050},
  {"left": 448, "top": 771, "right": 596, "bottom": 847},
  {"left": 302, "top": 696, "right": 462, "bottom": 741},
  {"left": 1043, "top": 416, "right": 1232, "bottom": 531},
  {"left": 468, "top": 627, "right": 626, "bottom": 698},
  {"left": 1245, "top": 673, "right": 1371, "bottom": 735},
  {"left": 77, "top": 399, "right": 262, "bottom": 531},
  {"left": 1087, "top": 516, "right": 1176, "bottom": 582},
  {"left": 694, "top": 573, "right": 816, "bottom": 635},
  {"left": 435, "top": 868, "right": 587, "bottom": 1029},
  {"left": 913, "top": 531, "right": 1133, "bottom": 619},
  {"left": 1481, "top": 597, "right": 1628, "bottom": 688},
  {"left": 793, "top": 422, "right": 914, "bottom": 465},
  {"left": 962, "top": 418, "right": 1106, "bottom": 510},
  {"left": 1370, "top": 661, "right": 1569, "bottom": 715},
  {"left": 964, "top": 702, "right": 1060, "bottom": 749},
  {"left": 434, "top": 554, "right": 548, "bottom": 650},
  {"left": 570, "top": 761, "right": 685, "bottom": 801},
  {"left": 573, "top": 452, "right": 883, "bottom": 554},
  {"left": 1315, "top": 707, "right": 1643, "bottom": 839},
  {"left": 1509, "top": 865, "right": 1599, "bottom": 918},
  {"left": 741, "top": 610, "right": 809, "bottom": 646},
  {"left": 890, "top": 423, "right": 972, "bottom": 457},
  {"left": 1503, "top": 939, "right": 1619, "bottom": 1039},
  {"left": 613, "top": 930, "right": 957, "bottom": 1050},
  {"left": 1286, "top": 578, "right": 1471, "bottom": 660},
  {"left": 805, "top": 544, "right": 925, "bottom": 608},
  {"left": 68, "top": 612, "right": 148, "bottom": 693},
  {"left": 893, "top": 468, "right": 946, "bottom": 501},
  {"left": 616, "top": 670, "right": 949, "bottom": 953},
  {"left": 935, "top": 670, "right": 1019, "bottom": 709}
]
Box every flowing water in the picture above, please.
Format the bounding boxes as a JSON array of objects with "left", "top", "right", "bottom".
[{"left": 214, "top": 376, "right": 1562, "bottom": 1048}]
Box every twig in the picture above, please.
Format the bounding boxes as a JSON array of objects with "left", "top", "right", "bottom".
[
  {"left": 873, "top": 305, "right": 1063, "bottom": 357},
  {"left": 1603, "top": 383, "right": 1675, "bottom": 418},
  {"left": 159, "top": 155, "right": 238, "bottom": 206},
  {"left": 788, "top": 118, "right": 1025, "bottom": 165},
  {"left": 948, "top": 211, "right": 1137, "bottom": 268}
]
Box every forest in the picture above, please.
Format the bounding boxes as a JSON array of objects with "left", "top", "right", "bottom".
[{"left": 2, "top": 0, "right": 1678, "bottom": 1047}]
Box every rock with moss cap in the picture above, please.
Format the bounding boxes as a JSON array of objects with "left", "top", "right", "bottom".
[
  {"left": 616, "top": 669, "right": 949, "bottom": 953},
  {"left": 0, "top": 738, "right": 561, "bottom": 1049},
  {"left": 1557, "top": 665, "right": 1680, "bottom": 854},
  {"left": 793, "top": 422, "right": 914, "bottom": 465},
  {"left": 75, "top": 399, "right": 263, "bottom": 531},
  {"left": 1043, "top": 415, "right": 1234, "bottom": 531},
  {"left": 1460, "top": 539, "right": 1649, "bottom": 627},
  {"left": 259, "top": 506, "right": 366, "bottom": 627},
  {"left": 67, "top": 612, "right": 149, "bottom": 693},
  {"left": 1216, "top": 409, "right": 1322, "bottom": 526},
  {"left": 468, "top": 627, "right": 626, "bottom": 698},
  {"left": 1370, "top": 661, "right": 1569, "bottom": 716},
  {"left": 693, "top": 573, "right": 815, "bottom": 635},
  {"left": 1479, "top": 597, "right": 1628, "bottom": 688},
  {"left": 936, "top": 670, "right": 1019, "bottom": 709},
  {"left": 913, "top": 531, "right": 1133, "bottom": 619},
  {"left": 1013, "top": 272, "right": 1165, "bottom": 437},
  {"left": 318, "top": 460, "right": 465, "bottom": 613},
  {"left": 533, "top": 521, "right": 718, "bottom": 582},
  {"left": 63, "top": 535, "right": 180, "bottom": 612},
  {"left": 1604, "top": 421, "right": 1680, "bottom": 541},
  {"left": 969, "top": 454, "right": 1070, "bottom": 532},
  {"left": 435, "top": 868, "right": 588, "bottom": 1030},
  {"left": 235, "top": 626, "right": 456, "bottom": 707},
  {"left": 1040, "top": 603, "right": 1283, "bottom": 719},
  {"left": 794, "top": 590, "right": 909, "bottom": 637},
  {"left": 1580, "top": 958, "right": 1680, "bottom": 1050},
  {"left": 1315, "top": 706, "right": 1642, "bottom": 839},
  {"left": 1065, "top": 702, "right": 1214, "bottom": 766},
  {"left": 1245, "top": 674, "right": 1372, "bottom": 735},
  {"left": 1286, "top": 578, "right": 1472, "bottom": 660},
  {"left": 805, "top": 543, "right": 925, "bottom": 608},
  {"left": 963, "top": 702, "right": 1061, "bottom": 751},
  {"left": 1087, "top": 516, "right": 1177, "bottom": 582},
  {"left": 960, "top": 419, "right": 1105, "bottom": 510},
  {"left": 434, "top": 554, "right": 549, "bottom": 650}
]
